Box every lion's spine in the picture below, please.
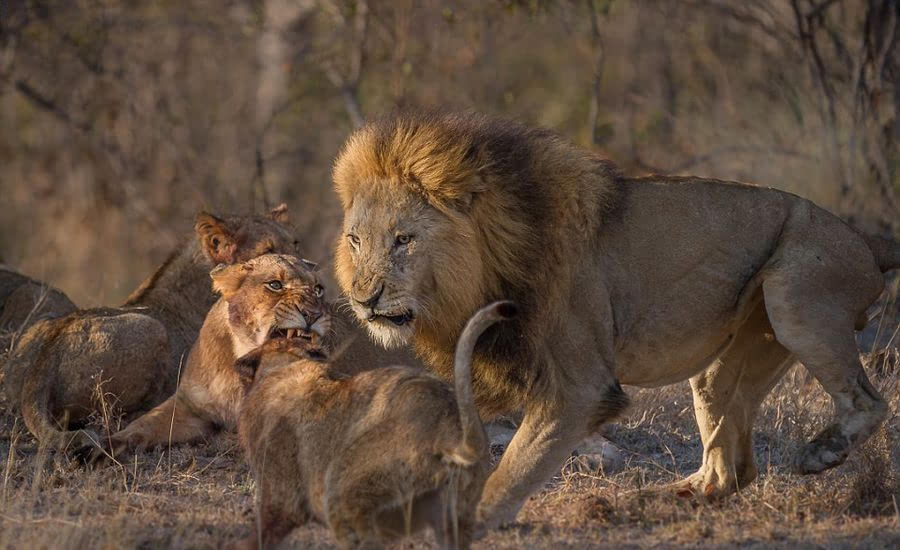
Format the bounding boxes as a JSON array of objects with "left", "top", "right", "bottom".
[{"left": 450, "top": 300, "right": 517, "bottom": 465}]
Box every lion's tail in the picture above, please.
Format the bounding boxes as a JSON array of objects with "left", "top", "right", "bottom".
[
  {"left": 20, "top": 366, "right": 95, "bottom": 450},
  {"left": 447, "top": 300, "right": 518, "bottom": 467},
  {"left": 864, "top": 234, "right": 900, "bottom": 272}
]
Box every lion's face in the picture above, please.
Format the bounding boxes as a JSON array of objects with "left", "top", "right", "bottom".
[
  {"left": 212, "top": 254, "right": 331, "bottom": 356},
  {"left": 336, "top": 189, "right": 481, "bottom": 349}
]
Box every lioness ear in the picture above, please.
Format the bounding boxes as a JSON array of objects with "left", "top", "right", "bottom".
[
  {"left": 210, "top": 263, "right": 252, "bottom": 297},
  {"left": 196, "top": 212, "right": 238, "bottom": 265},
  {"left": 234, "top": 348, "right": 264, "bottom": 393},
  {"left": 268, "top": 203, "right": 290, "bottom": 224}
]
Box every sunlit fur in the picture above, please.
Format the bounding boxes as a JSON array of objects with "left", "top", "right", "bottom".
[
  {"left": 2, "top": 206, "right": 301, "bottom": 447},
  {"left": 334, "top": 110, "right": 897, "bottom": 528},
  {"left": 333, "top": 110, "right": 620, "bottom": 415},
  {"left": 77, "top": 253, "right": 330, "bottom": 463}
]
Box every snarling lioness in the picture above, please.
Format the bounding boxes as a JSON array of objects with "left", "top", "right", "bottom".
[
  {"left": 333, "top": 111, "right": 899, "bottom": 527},
  {"left": 78, "top": 254, "right": 329, "bottom": 462},
  {"left": 233, "top": 301, "right": 515, "bottom": 550},
  {"left": 2, "top": 206, "right": 299, "bottom": 447}
]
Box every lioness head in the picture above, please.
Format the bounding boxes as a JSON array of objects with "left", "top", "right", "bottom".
[
  {"left": 195, "top": 203, "right": 301, "bottom": 266},
  {"left": 211, "top": 254, "right": 331, "bottom": 356}
]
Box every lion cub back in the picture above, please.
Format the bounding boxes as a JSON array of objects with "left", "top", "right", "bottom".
[{"left": 237, "top": 347, "right": 480, "bottom": 547}]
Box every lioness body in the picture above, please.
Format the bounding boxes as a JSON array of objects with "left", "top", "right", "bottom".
[
  {"left": 3, "top": 208, "right": 299, "bottom": 446},
  {"left": 235, "top": 302, "right": 513, "bottom": 549},
  {"left": 332, "top": 111, "right": 897, "bottom": 527},
  {"left": 84, "top": 254, "right": 415, "bottom": 462}
]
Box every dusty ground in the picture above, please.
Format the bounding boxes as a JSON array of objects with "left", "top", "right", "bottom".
[{"left": 0, "top": 319, "right": 897, "bottom": 549}]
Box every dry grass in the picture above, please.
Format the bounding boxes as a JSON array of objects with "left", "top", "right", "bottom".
[{"left": 0, "top": 327, "right": 897, "bottom": 549}]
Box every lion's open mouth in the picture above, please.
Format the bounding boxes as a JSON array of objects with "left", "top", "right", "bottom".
[
  {"left": 369, "top": 311, "right": 415, "bottom": 326},
  {"left": 268, "top": 327, "right": 315, "bottom": 341}
]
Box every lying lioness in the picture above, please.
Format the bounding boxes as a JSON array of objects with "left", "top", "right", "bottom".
[
  {"left": 233, "top": 301, "right": 517, "bottom": 550},
  {"left": 78, "top": 253, "right": 329, "bottom": 462},
  {"left": 3, "top": 206, "right": 298, "bottom": 447}
]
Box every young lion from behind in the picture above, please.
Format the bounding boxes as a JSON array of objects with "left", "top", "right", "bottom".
[
  {"left": 234, "top": 301, "right": 517, "bottom": 550},
  {"left": 79, "top": 253, "right": 330, "bottom": 461}
]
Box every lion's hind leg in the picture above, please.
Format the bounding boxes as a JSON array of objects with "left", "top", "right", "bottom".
[
  {"left": 761, "top": 245, "right": 888, "bottom": 475},
  {"left": 675, "top": 301, "right": 792, "bottom": 499}
]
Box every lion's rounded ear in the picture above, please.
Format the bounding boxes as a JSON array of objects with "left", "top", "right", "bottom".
[
  {"left": 447, "top": 174, "right": 487, "bottom": 212},
  {"left": 455, "top": 192, "right": 476, "bottom": 211},
  {"left": 268, "top": 203, "right": 290, "bottom": 224},
  {"left": 196, "top": 212, "right": 238, "bottom": 265},
  {"left": 210, "top": 263, "right": 252, "bottom": 297}
]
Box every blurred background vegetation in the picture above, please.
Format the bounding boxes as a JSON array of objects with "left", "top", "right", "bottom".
[{"left": 0, "top": 0, "right": 897, "bottom": 305}]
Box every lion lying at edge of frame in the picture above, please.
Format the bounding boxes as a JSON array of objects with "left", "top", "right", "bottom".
[
  {"left": 232, "top": 300, "right": 516, "bottom": 550},
  {"left": 331, "top": 110, "right": 899, "bottom": 528},
  {"left": 0, "top": 268, "right": 77, "bottom": 355},
  {"left": 1, "top": 205, "right": 299, "bottom": 448}
]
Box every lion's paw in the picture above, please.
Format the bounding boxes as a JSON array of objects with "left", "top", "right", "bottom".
[{"left": 796, "top": 425, "right": 850, "bottom": 474}]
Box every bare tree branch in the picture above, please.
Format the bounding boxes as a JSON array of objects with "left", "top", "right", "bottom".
[
  {"left": 14, "top": 80, "right": 90, "bottom": 132},
  {"left": 586, "top": 0, "right": 606, "bottom": 146},
  {"left": 671, "top": 145, "right": 818, "bottom": 173},
  {"left": 319, "top": 0, "right": 368, "bottom": 128}
]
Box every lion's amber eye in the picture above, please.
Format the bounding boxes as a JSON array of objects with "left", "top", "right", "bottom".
[
  {"left": 266, "top": 280, "right": 283, "bottom": 291},
  {"left": 314, "top": 284, "right": 324, "bottom": 297},
  {"left": 347, "top": 234, "right": 360, "bottom": 248},
  {"left": 395, "top": 234, "right": 411, "bottom": 246}
]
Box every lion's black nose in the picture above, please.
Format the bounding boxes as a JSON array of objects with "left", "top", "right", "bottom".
[
  {"left": 302, "top": 311, "right": 320, "bottom": 325},
  {"left": 354, "top": 282, "right": 384, "bottom": 308}
]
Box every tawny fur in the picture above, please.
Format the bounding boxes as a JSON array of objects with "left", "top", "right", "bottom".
[
  {"left": 233, "top": 301, "right": 515, "bottom": 550},
  {"left": 2, "top": 206, "right": 299, "bottom": 448},
  {"left": 0, "top": 268, "right": 76, "bottom": 355},
  {"left": 78, "top": 254, "right": 330, "bottom": 463},
  {"left": 332, "top": 110, "right": 898, "bottom": 527}
]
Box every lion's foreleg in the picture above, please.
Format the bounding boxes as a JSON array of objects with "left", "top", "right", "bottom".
[{"left": 476, "top": 394, "right": 600, "bottom": 528}]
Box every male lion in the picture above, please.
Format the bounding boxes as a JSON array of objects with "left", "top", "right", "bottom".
[
  {"left": 332, "top": 111, "right": 899, "bottom": 527},
  {"left": 2, "top": 205, "right": 299, "bottom": 447},
  {"left": 233, "top": 300, "right": 516, "bottom": 550},
  {"left": 77, "top": 253, "right": 329, "bottom": 462}
]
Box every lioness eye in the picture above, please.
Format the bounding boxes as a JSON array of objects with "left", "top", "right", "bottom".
[
  {"left": 266, "top": 280, "right": 283, "bottom": 291},
  {"left": 314, "top": 284, "right": 324, "bottom": 297},
  {"left": 347, "top": 234, "right": 360, "bottom": 248},
  {"left": 395, "top": 234, "right": 411, "bottom": 246}
]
